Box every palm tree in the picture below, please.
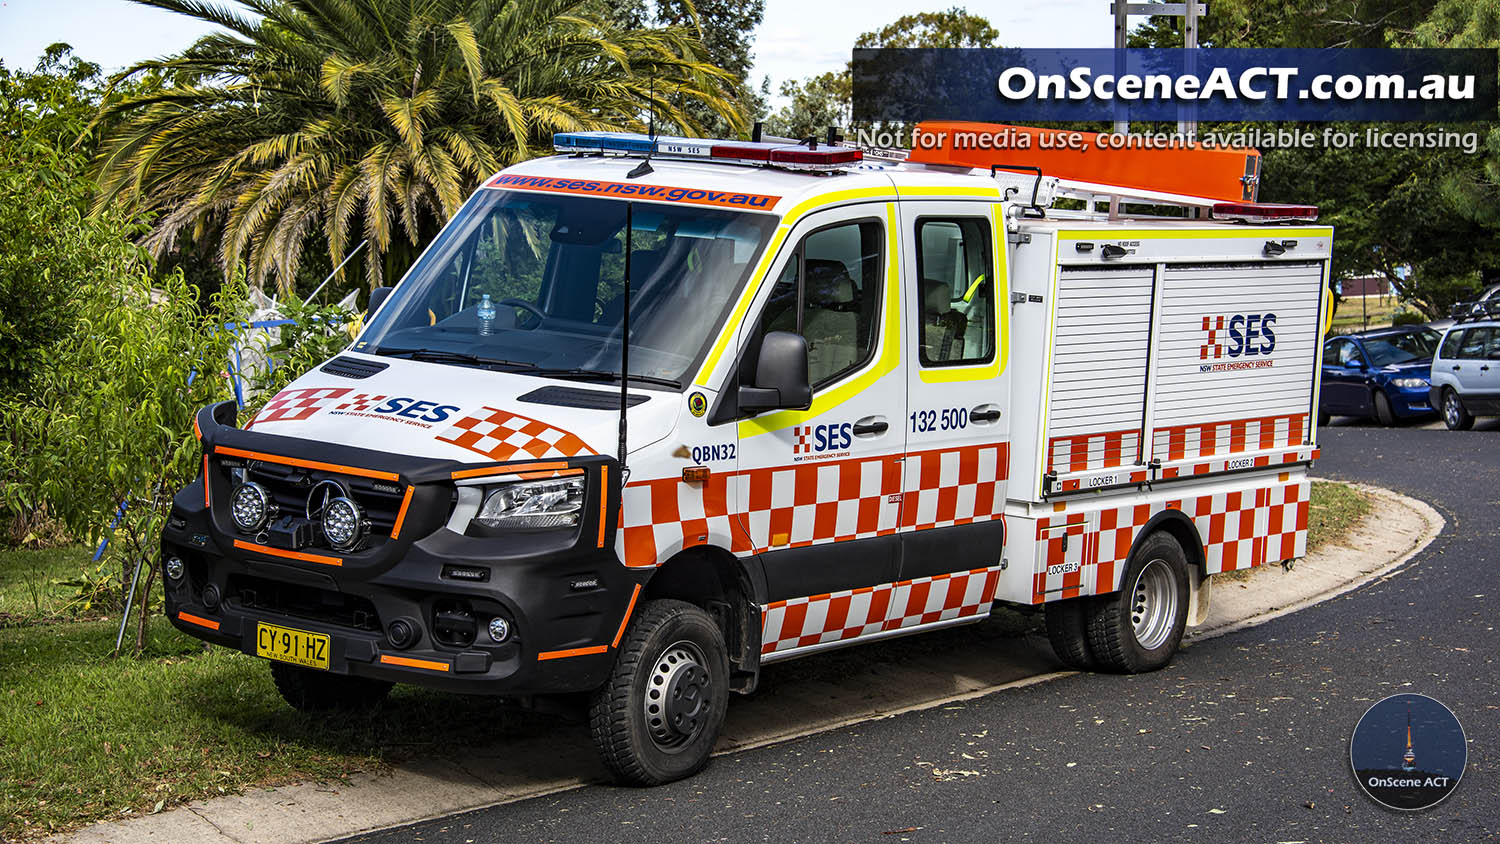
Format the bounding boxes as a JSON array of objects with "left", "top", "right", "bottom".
[{"left": 93, "top": 0, "right": 741, "bottom": 292}]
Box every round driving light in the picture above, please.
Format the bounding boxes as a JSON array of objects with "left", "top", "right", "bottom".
[
  {"left": 202, "top": 583, "right": 221, "bottom": 611},
  {"left": 387, "top": 618, "right": 419, "bottom": 649},
  {"left": 487, "top": 616, "right": 511, "bottom": 643},
  {"left": 321, "top": 496, "right": 365, "bottom": 551},
  {"left": 229, "top": 482, "right": 274, "bottom": 532},
  {"left": 164, "top": 556, "right": 185, "bottom": 582}
]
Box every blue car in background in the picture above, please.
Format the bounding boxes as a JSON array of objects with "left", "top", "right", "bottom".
[{"left": 1319, "top": 326, "right": 1440, "bottom": 426}]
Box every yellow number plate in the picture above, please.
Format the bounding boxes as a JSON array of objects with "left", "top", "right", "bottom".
[{"left": 255, "top": 622, "right": 330, "bottom": 670}]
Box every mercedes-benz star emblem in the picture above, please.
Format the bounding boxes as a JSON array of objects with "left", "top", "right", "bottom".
[{"left": 306, "top": 479, "right": 349, "bottom": 522}]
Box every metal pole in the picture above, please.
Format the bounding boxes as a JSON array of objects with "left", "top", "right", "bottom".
[
  {"left": 1180, "top": 0, "right": 1200, "bottom": 140},
  {"left": 306, "top": 240, "right": 369, "bottom": 303},
  {"left": 1113, "top": 2, "right": 1130, "bottom": 134}
]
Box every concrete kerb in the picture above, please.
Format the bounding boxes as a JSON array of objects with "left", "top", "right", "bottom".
[{"left": 55, "top": 480, "right": 1443, "bottom": 844}]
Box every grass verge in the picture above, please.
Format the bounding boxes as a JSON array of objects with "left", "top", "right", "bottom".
[
  {"left": 0, "top": 545, "right": 94, "bottom": 623},
  {"left": 0, "top": 481, "right": 1372, "bottom": 839}
]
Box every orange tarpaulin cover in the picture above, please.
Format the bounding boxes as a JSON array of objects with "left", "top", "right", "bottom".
[{"left": 907, "top": 122, "right": 1260, "bottom": 203}]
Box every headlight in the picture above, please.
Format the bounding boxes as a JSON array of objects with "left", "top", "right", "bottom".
[
  {"left": 230, "top": 482, "right": 275, "bottom": 532},
  {"left": 476, "top": 477, "right": 585, "bottom": 530},
  {"left": 1391, "top": 377, "right": 1429, "bottom": 388},
  {"left": 321, "top": 496, "right": 367, "bottom": 550}
]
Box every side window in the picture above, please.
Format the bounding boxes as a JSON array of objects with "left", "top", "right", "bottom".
[
  {"left": 1338, "top": 340, "right": 1365, "bottom": 367},
  {"left": 758, "top": 219, "right": 884, "bottom": 387},
  {"left": 1458, "top": 327, "right": 1490, "bottom": 359},
  {"left": 1439, "top": 329, "right": 1463, "bottom": 360},
  {"left": 1322, "top": 339, "right": 1343, "bottom": 366},
  {"left": 915, "top": 218, "right": 995, "bottom": 366}
]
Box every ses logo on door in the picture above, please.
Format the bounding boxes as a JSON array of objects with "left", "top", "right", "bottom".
[
  {"left": 792, "top": 423, "right": 853, "bottom": 461},
  {"left": 1199, "top": 313, "right": 1277, "bottom": 372}
]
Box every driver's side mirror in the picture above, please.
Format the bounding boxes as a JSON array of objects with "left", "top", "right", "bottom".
[
  {"left": 367, "top": 286, "right": 395, "bottom": 316},
  {"left": 739, "top": 331, "right": 811, "bottom": 412}
]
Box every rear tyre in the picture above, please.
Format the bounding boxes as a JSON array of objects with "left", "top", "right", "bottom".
[
  {"left": 1044, "top": 598, "right": 1097, "bottom": 670},
  {"left": 269, "top": 662, "right": 393, "bottom": 712},
  {"left": 589, "top": 599, "right": 729, "bottom": 786},
  {"left": 1373, "top": 391, "right": 1397, "bottom": 427},
  {"left": 1442, "top": 389, "right": 1474, "bottom": 431},
  {"left": 1086, "top": 532, "right": 1190, "bottom": 674}
]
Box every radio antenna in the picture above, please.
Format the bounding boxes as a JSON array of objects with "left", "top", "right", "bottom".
[{"left": 617, "top": 202, "right": 633, "bottom": 468}]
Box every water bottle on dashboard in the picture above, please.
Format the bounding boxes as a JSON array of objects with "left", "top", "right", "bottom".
[{"left": 477, "top": 293, "right": 496, "bottom": 336}]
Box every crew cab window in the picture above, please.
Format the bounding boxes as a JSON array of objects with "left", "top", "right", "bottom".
[
  {"left": 915, "top": 218, "right": 995, "bottom": 366},
  {"left": 758, "top": 220, "right": 884, "bottom": 387}
]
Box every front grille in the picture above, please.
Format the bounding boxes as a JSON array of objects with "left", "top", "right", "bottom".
[
  {"left": 228, "top": 573, "right": 382, "bottom": 631},
  {"left": 218, "top": 457, "right": 408, "bottom": 552}
]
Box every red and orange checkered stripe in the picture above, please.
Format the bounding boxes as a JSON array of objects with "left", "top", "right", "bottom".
[
  {"left": 616, "top": 443, "right": 1009, "bottom": 569},
  {"left": 435, "top": 406, "right": 595, "bottom": 462},
  {"left": 1030, "top": 479, "right": 1309, "bottom": 603},
  {"left": 760, "top": 565, "right": 1002, "bottom": 657},
  {"left": 1154, "top": 413, "right": 1309, "bottom": 463},
  {"left": 1047, "top": 429, "right": 1141, "bottom": 474}
]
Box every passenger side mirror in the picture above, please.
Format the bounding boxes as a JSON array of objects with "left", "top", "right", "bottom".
[
  {"left": 1488, "top": 349, "right": 1500, "bottom": 361},
  {"left": 739, "top": 331, "right": 811, "bottom": 412},
  {"left": 367, "top": 286, "right": 395, "bottom": 316}
]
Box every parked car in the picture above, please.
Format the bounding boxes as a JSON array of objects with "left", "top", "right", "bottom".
[
  {"left": 1429, "top": 319, "right": 1500, "bottom": 429},
  {"left": 1319, "top": 326, "right": 1440, "bottom": 426}
]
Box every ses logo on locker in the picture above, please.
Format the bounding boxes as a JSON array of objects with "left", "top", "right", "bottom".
[{"left": 1199, "top": 313, "right": 1277, "bottom": 373}]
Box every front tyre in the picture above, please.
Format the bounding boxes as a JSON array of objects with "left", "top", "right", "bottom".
[
  {"left": 1086, "top": 532, "right": 1190, "bottom": 673},
  {"left": 1442, "top": 388, "right": 1474, "bottom": 431},
  {"left": 1373, "top": 391, "right": 1397, "bottom": 427},
  {"left": 589, "top": 599, "right": 729, "bottom": 786},
  {"left": 269, "top": 662, "right": 393, "bottom": 712}
]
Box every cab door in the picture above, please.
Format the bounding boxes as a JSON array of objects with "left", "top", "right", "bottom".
[
  {"left": 733, "top": 204, "right": 907, "bottom": 610},
  {"left": 896, "top": 201, "right": 1009, "bottom": 580}
]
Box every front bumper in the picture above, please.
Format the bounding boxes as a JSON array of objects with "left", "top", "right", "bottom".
[{"left": 162, "top": 401, "right": 638, "bottom": 696}]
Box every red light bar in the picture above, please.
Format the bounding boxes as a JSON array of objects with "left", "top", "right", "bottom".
[
  {"left": 710, "top": 144, "right": 772, "bottom": 162},
  {"left": 1211, "top": 202, "right": 1319, "bottom": 223},
  {"left": 770, "top": 147, "right": 863, "bottom": 168}
]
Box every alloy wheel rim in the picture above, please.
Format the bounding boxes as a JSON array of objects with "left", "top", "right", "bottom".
[{"left": 1130, "top": 558, "right": 1177, "bottom": 651}]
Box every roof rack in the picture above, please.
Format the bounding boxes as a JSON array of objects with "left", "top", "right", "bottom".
[{"left": 1448, "top": 298, "right": 1500, "bottom": 322}]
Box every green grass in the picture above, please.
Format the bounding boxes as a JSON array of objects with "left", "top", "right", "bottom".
[
  {"left": 0, "top": 545, "right": 94, "bottom": 622},
  {"left": 1307, "top": 480, "right": 1371, "bottom": 552},
  {"left": 1329, "top": 298, "right": 1418, "bottom": 333},
  {"left": 0, "top": 617, "right": 554, "bottom": 840},
  {"left": 0, "top": 482, "right": 1372, "bottom": 839}
]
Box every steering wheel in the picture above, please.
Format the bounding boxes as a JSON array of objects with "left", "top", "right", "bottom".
[{"left": 499, "top": 297, "right": 545, "bottom": 329}]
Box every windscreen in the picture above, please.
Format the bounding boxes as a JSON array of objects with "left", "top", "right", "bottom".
[
  {"left": 1363, "top": 328, "right": 1440, "bottom": 366},
  {"left": 357, "top": 189, "right": 777, "bottom": 386}
]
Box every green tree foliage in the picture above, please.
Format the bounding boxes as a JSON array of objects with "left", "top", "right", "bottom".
[
  {"left": 0, "top": 46, "right": 106, "bottom": 396},
  {"left": 766, "top": 7, "right": 999, "bottom": 139},
  {"left": 598, "top": 0, "right": 768, "bottom": 135},
  {"left": 92, "top": 0, "right": 743, "bottom": 295}
]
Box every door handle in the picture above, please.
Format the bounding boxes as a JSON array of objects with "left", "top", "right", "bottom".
[
  {"left": 971, "top": 407, "right": 1002, "bottom": 423},
  {"left": 852, "top": 417, "right": 888, "bottom": 436},
  {"left": 1452, "top": 365, "right": 1462, "bottom": 370},
  {"left": 1483, "top": 365, "right": 1491, "bottom": 372}
]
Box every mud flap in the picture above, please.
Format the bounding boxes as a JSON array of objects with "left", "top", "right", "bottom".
[{"left": 1186, "top": 567, "right": 1212, "bottom": 628}]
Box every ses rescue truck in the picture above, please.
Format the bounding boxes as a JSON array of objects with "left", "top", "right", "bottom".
[{"left": 163, "top": 122, "right": 1332, "bottom": 785}]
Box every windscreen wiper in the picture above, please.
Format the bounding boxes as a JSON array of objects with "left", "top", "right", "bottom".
[
  {"left": 511, "top": 366, "right": 680, "bottom": 389},
  {"left": 376, "top": 348, "right": 532, "bottom": 369}
]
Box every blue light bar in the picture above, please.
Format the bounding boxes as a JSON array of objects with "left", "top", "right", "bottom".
[{"left": 553, "top": 132, "right": 658, "bottom": 153}]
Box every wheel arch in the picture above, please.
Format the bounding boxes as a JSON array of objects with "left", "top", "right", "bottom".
[
  {"left": 638, "top": 545, "right": 763, "bottom": 692},
  {"left": 1129, "top": 509, "right": 1205, "bottom": 581}
]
